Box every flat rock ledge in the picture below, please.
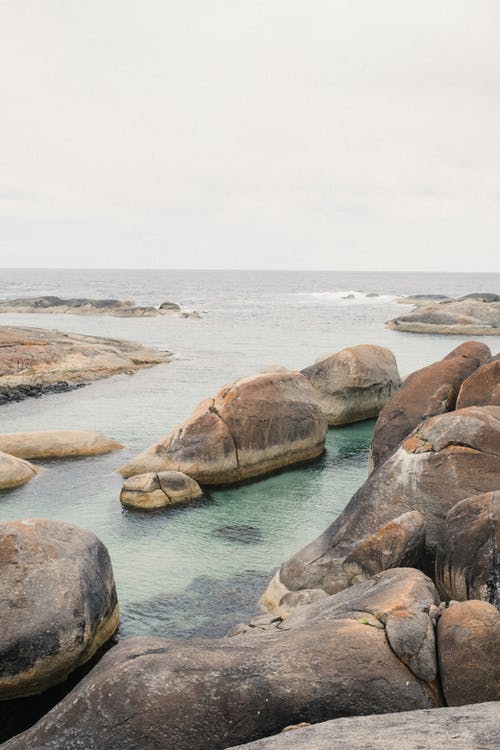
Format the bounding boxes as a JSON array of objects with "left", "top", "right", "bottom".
[
  {"left": 0, "top": 296, "right": 203, "bottom": 319},
  {"left": 227, "top": 702, "right": 500, "bottom": 750},
  {"left": 387, "top": 295, "right": 500, "bottom": 334},
  {"left": 0, "top": 325, "right": 170, "bottom": 404},
  {"left": 0, "top": 431, "right": 123, "bottom": 460}
]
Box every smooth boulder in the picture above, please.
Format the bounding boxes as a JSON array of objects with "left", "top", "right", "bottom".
[
  {"left": 0, "top": 451, "right": 39, "bottom": 490},
  {"left": 387, "top": 296, "right": 500, "bottom": 334},
  {"left": 0, "top": 519, "right": 119, "bottom": 699},
  {"left": 435, "top": 491, "right": 499, "bottom": 607},
  {"left": 120, "top": 470, "right": 204, "bottom": 510},
  {"left": 0, "top": 430, "right": 123, "bottom": 460},
  {"left": 456, "top": 354, "right": 500, "bottom": 409},
  {"left": 301, "top": 344, "right": 401, "bottom": 425},
  {"left": 2, "top": 569, "right": 441, "bottom": 750},
  {"left": 118, "top": 372, "right": 328, "bottom": 484},
  {"left": 370, "top": 341, "right": 490, "bottom": 470},
  {"left": 261, "top": 406, "right": 500, "bottom": 611},
  {"left": 437, "top": 600, "right": 500, "bottom": 706}
]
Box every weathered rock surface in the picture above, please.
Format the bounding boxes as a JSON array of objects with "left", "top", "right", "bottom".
[
  {"left": 0, "top": 519, "right": 119, "bottom": 699},
  {"left": 0, "top": 325, "right": 169, "bottom": 404},
  {"left": 437, "top": 600, "right": 500, "bottom": 706},
  {"left": 120, "top": 470, "right": 204, "bottom": 509},
  {"left": 2, "top": 569, "right": 441, "bottom": 750},
  {"left": 387, "top": 296, "right": 500, "bottom": 334},
  {"left": 456, "top": 354, "right": 500, "bottom": 409},
  {"left": 118, "top": 372, "right": 328, "bottom": 484},
  {"left": 227, "top": 702, "right": 500, "bottom": 750},
  {"left": 261, "top": 406, "right": 500, "bottom": 611},
  {"left": 0, "top": 296, "right": 193, "bottom": 318},
  {"left": 0, "top": 430, "right": 123, "bottom": 460},
  {"left": 0, "top": 451, "right": 39, "bottom": 490},
  {"left": 370, "top": 341, "right": 490, "bottom": 470},
  {"left": 435, "top": 491, "right": 499, "bottom": 607},
  {"left": 301, "top": 344, "right": 401, "bottom": 425}
]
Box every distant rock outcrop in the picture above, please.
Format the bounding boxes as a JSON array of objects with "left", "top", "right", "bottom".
[
  {"left": 387, "top": 295, "right": 500, "bottom": 334},
  {"left": 0, "top": 296, "right": 203, "bottom": 318}
]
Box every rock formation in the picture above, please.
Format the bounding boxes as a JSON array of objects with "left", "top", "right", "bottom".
[
  {"left": 0, "top": 451, "right": 39, "bottom": 490},
  {"left": 0, "top": 296, "right": 198, "bottom": 318},
  {"left": 0, "top": 431, "right": 123, "bottom": 460},
  {"left": 120, "top": 470, "right": 204, "bottom": 510},
  {"left": 387, "top": 296, "right": 500, "bottom": 334},
  {"left": 456, "top": 354, "right": 500, "bottom": 408}
]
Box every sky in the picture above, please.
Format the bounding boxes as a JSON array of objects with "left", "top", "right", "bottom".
[{"left": 1, "top": 1, "right": 499, "bottom": 271}]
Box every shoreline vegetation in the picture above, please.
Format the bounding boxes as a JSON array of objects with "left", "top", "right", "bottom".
[{"left": 0, "top": 313, "right": 499, "bottom": 747}]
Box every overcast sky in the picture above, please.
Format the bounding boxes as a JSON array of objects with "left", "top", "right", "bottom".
[{"left": 1, "top": 1, "right": 499, "bottom": 271}]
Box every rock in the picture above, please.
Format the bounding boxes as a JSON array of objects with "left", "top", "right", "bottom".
[
  {"left": 0, "top": 325, "right": 170, "bottom": 404},
  {"left": 118, "top": 372, "right": 328, "bottom": 484},
  {"left": 437, "top": 600, "right": 500, "bottom": 706},
  {"left": 213, "top": 525, "right": 263, "bottom": 544},
  {"left": 435, "top": 491, "right": 499, "bottom": 607},
  {"left": 342, "top": 293, "right": 355, "bottom": 299},
  {"left": 226, "top": 702, "right": 500, "bottom": 750},
  {"left": 261, "top": 406, "right": 500, "bottom": 610},
  {"left": 277, "top": 589, "right": 329, "bottom": 619},
  {"left": 120, "top": 471, "right": 203, "bottom": 510},
  {"left": 369, "top": 341, "right": 490, "bottom": 470},
  {"left": 387, "top": 297, "right": 500, "bottom": 334},
  {"left": 458, "top": 292, "right": 500, "bottom": 302},
  {"left": 396, "top": 294, "right": 450, "bottom": 306},
  {"left": 0, "top": 451, "right": 39, "bottom": 490},
  {"left": 2, "top": 569, "right": 441, "bottom": 750},
  {"left": 0, "top": 519, "right": 119, "bottom": 700},
  {"left": 456, "top": 354, "right": 500, "bottom": 409},
  {"left": 159, "top": 301, "right": 181, "bottom": 311},
  {"left": 342, "top": 510, "right": 426, "bottom": 586},
  {"left": 301, "top": 344, "right": 401, "bottom": 426},
  {"left": 0, "top": 296, "right": 187, "bottom": 318},
  {"left": 0, "top": 431, "right": 123, "bottom": 460}
]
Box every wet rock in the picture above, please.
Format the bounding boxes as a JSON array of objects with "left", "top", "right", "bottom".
[
  {"left": 0, "top": 430, "right": 123, "bottom": 460},
  {"left": 118, "top": 372, "right": 328, "bottom": 484},
  {"left": 159, "top": 301, "right": 181, "bottom": 311},
  {"left": 0, "top": 451, "right": 39, "bottom": 490},
  {"left": 120, "top": 470, "right": 204, "bottom": 510},
  {"left": 387, "top": 297, "right": 500, "bottom": 334},
  {"left": 456, "top": 354, "right": 500, "bottom": 409},
  {"left": 301, "top": 344, "right": 401, "bottom": 426},
  {"left": 435, "top": 490, "right": 499, "bottom": 607},
  {"left": 370, "top": 341, "right": 490, "bottom": 470},
  {"left": 437, "top": 600, "right": 500, "bottom": 706},
  {"left": 2, "top": 569, "right": 441, "bottom": 750},
  {"left": 0, "top": 519, "right": 119, "bottom": 700}
]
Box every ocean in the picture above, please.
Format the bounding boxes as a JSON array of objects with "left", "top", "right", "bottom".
[{"left": 0, "top": 269, "right": 499, "bottom": 638}]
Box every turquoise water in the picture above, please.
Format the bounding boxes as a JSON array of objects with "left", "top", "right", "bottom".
[{"left": 0, "top": 270, "right": 499, "bottom": 637}]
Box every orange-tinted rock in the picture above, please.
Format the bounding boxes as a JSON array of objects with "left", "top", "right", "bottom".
[
  {"left": 0, "top": 430, "right": 123, "bottom": 460},
  {"left": 456, "top": 354, "right": 500, "bottom": 409},
  {"left": 435, "top": 491, "right": 499, "bottom": 607},
  {"left": 369, "top": 342, "right": 490, "bottom": 470},
  {"left": 437, "top": 600, "right": 500, "bottom": 706},
  {"left": 118, "top": 372, "right": 328, "bottom": 484}
]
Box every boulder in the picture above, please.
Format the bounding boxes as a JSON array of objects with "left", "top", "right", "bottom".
[
  {"left": 159, "top": 301, "right": 181, "bottom": 311},
  {"left": 437, "top": 600, "right": 500, "bottom": 706},
  {"left": 2, "top": 569, "right": 441, "bottom": 750},
  {"left": 0, "top": 431, "right": 123, "bottom": 460},
  {"left": 120, "top": 470, "right": 204, "bottom": 510},
  {"left": 227, "top": 702, "right": 500, "bottom": 750},
  {"left": 0, "top": 451, "right": 39, "bottom": 490},
  {"left": 301, "top": 344, "right": 401, "bottom": 425},
  {"left": 456, "top": 354, "right": 500, "bottom": 409},
  {"left": 435, "top": 491, "right": 499, "bottom": 607},
  {"left": 370, "top": 341, "right": 490, "bottom": 470},
  {"left": 0, "top": 519, "right": 119, "bottom": 700},
  {"left": 118, "top": 372, "right": 328, "bottom": 484},
  {"left": 386, "top": 297, "right": 500, "bottom": 334},
  {"left": 261, "top": 406, "right": 500, "bottom": 611}
]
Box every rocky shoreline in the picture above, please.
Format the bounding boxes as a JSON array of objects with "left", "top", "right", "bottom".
[{"left": 0, "top": 295, "right": 204, "bottom": 318}]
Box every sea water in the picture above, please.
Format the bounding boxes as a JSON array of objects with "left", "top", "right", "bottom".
[{"left": 0, "top": 269, "right": 499, "bottom": 638}]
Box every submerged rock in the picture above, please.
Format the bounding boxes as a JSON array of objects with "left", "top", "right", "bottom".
[
  {"left": 0, "top": 519, "right": 119, "bottom": 700},
  {"left": 118, "top": 372, "right": 328, "bottom": 484},
  {"left": 213, "top": 525, "right": 263, "bottom": 544},
  {"left": 301, "top": 344, "right": 401, "bottom": 425},
  {"left": 369, "top": 341, "right": 490, "bottom": 470},
  {"left": 120, "top": 470, "right": 204, "bottom": 510},
  {"left": 387, "top": 296, "right": 500, "bottom": 334},
  {"left": 0, "top": 451, "right": 39, "bottom": 490},
  {"left": 0, "top": 430, "right": 123, "bottom": 460},
  {"left": 2, "top": 569, "right": 441, "bottom": 750}
]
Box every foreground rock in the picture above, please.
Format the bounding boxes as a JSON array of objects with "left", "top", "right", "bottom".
[
  {"left": 387, "top": 295, "right": 500, "bottom": 334},
  {"left": 301, "top": 344, "right": 401, "bottom": 425},
  {"left": 0, "top": 296, "right": 199, "bottom": 318},
  {"left": 261, "top": 406, "right": 500, "bottom": 611},
  {"left": 227, "top": 702, "right": 500, "bottom": 750},
  {"left": 0, "top": 519, "right": 119, "bottom": 699},
  {"left": 0, "top": 326, "right": 169, "bottom": 404},
  {"left": 120, "top": 470, "right": 204, "bottom": 510},
  {"left": 0, "top": 431, "right": 123, "bottom": 460},
  {"left": 437, "top": 600, "right": 500, "bottom": 706},
  {"left": 2, "top": 569, "right": 441, "bottom": 750},
  {"left": 370, "top": 341, "right": 490, "bottom": 470},
  {"left": 119, "top": 372, "right": 328, "bottom": 484},
  {"left": 435, "top": 491, "right": 499, "bottom": 607},
  {"left": 0, "top": 451, "right": 39, "bottom": 490},
  {"left": 456, "top": 354, "right": 500, "bottom": 409}
]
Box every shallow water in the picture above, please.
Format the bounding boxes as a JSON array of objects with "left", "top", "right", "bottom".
[{"left": 0, "top": 269, "right": 499, "bottom": 637}]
